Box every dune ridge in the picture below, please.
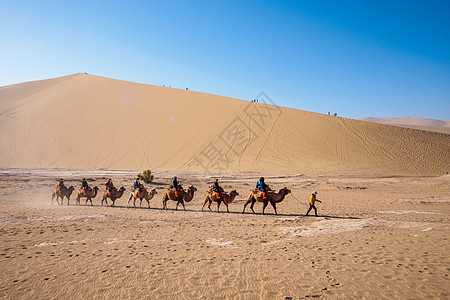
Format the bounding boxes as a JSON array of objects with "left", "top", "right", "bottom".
[
  {"left": 0, "top": 73, "right": 448, "bottom": 176},
  {"left": 360, "top": 117, "right": 450, "bottom": 134}
]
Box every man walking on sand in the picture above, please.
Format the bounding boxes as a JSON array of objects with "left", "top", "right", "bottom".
[{"left": 306, "top": 191, "right": 321, "bottom": 217}]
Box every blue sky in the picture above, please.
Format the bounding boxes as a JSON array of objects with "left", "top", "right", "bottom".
[{"left": 1, "top": 0, "right": 449, "bottom": 120}]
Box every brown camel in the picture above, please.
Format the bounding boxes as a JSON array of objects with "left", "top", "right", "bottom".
[
  {"left": 76, "top": 186, "right": 99, "bottom": 206},
  {"left": 242, "top": 187, "right": 291, "bottom": 215},
  {"left": 127, "top": 188, "right": 158, "bottom": 209},
  {"left": 202, "top": 189, "right": 239, "bottom": 213},
  {"left": 52, "top": 186, "right": 75, "bottom": 205},
  {"left": 162, "top": 185, "right": 197, "bottom": 210},
  {"left": 101, "top": 186, "right": 126, "bottom": 207}
]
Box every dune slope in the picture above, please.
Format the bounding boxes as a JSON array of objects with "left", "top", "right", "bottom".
[
  {"left": 0, "top": 74, "right": 448, "bottom": 176},
  {"left": 360, "top": 117, "right": 450, "bottom": 134}
]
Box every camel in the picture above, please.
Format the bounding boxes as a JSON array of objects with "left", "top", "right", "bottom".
[
  {"left": 76, "top": 186, "right": 99, "bottom": 206},
  {"left": 242, "top": 187, "right": 291, "bottom": 215},
  {"left": 162, "top": 185, "right": 197, "bottom": 210},
  {"left": 202, "top": 189, "right": 239, "bottom": 213},
  {"left": 101, "top": 186, "right": 126, "bottom": 207},
  {"left": 51, "top": 186, "right": 75, "bottom": 205},
  {"left": 127, "top": 188, "right": 158, "bottom": 209}
]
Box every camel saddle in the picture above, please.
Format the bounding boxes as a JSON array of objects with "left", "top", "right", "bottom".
[
  {"left": 208, "top": 188, "right": 222, "bottom": 199},
  {"left": 252, "top": 188, "right": 266, "bottom": 198}
]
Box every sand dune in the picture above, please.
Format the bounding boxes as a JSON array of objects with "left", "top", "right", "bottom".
[
  {"left": 0, "top": 73, "right": 449, "bottom": 176},
  {"left": 360, "top": 117, "right": 450, "bottom": 134}
]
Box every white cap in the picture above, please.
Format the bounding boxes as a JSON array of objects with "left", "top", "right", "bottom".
[{"left": 313, "top": 191, "right": 318, "bottom": 195}]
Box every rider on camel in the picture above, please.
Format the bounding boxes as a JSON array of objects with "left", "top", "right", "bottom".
[
  {"left": 172, "top": 176, "right": 180, "bottom": 198},
  {"left": 134, "top": 177, "right": 142, "bottom": 196},
  {"left": 105, "top": 179, "right": 114, "bottom": 195},
  {"left": 57, "top": 178, "right": 65, "bottom": 195},
  {"left": 81, "top": 178, "right": 89, "bottom": 195},
  {"left": 211, "top": 179, "right": 223, "bottom": 199},
  {"left": 256, "top": 177, "right": 269, "bottom": 199},
  {"left": 58, "top": 178, "right": 65, "bottom": 189}
]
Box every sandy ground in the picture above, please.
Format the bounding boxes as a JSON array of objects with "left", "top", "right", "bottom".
[{"left": 0, "top": 169, "right": 449, "bottom": 299}]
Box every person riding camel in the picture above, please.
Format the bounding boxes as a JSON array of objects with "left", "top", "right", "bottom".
[
  {"left": 57, "top": 178, "right": 65, "bottom": 195},
  {"left": 105, "top": 179, "right": 114, "bottom": 195},
  {"left": 134, "top": 177, "right": 142, "bottom": 196},
  {"left": 256, "top": 177, "right": 269, "bottom": 199},
  {"left": 81, "top": 178, "right": 89, "bottom": 195},
  {"left": 211, "top": 179, "right": 223, "bottom": 199},
  {"left": 172, "top": 176, "right": 180, "bottom": 198}
]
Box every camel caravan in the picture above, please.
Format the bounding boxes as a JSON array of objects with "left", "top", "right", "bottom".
[{"left": 51, "top": 176, "right": 292, "bottom": 214}]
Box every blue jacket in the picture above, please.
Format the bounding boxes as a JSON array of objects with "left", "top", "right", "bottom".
[{"left": 256, "top": 180, "right": 267, "bottom": 191}]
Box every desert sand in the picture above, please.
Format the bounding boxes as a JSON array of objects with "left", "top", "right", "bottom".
[
  {"left": 0, "top": 170, "right": 449, "bottom": 299},
  {"left": 360, "top": 117, "right": 450, "bottom": 135},
  {"left": 0, "top": 74, "right": 449, "bottom": 299}
]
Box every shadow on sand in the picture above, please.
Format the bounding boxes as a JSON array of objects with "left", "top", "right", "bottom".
[{"left": 61, "top": 203, "right": 360, "bottom": 219}]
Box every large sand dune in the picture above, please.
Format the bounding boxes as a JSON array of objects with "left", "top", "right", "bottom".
[{"left": 0, "top": 73, "right": 449, "bottom": 176}]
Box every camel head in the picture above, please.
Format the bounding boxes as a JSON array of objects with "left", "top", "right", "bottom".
[
  {"left": 230, "top": 190, "right": 239, "bottom": 196},
  {"left": 119, "top": 186, "right": 126, "bottom": 192},
  {"left": 188, "top": 185, "right": 197, "bottom": 192},
  {"left": 68, "top": 186, "right": 75, "bottom": 192},
  {"left": 93, "top": 186, "right": 99, "bottom": 192},
  {"left": 150, "top": 188, "right": 157, "bottom": 195},
  {"left": 280, "top": 187, "right": 291, "bottom": 195}
]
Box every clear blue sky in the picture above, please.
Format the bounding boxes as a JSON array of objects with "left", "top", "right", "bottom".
[{"left": 1, "top": 0, "right": 449, "bottom": 120}]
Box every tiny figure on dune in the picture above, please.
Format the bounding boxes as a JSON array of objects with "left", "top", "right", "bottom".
[
  {"left": 256, "top": 177, "right": 269, "bottom": 199},
  {"left": 306, "top": 191, "right": 321, "bottom": 217}
]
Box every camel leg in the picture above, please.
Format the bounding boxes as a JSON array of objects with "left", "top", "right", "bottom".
[
  {"left": 242, "top": 195, "right": 253, "bottom": 213},
  {"left": 147, "top": 199, "right": 151, "bottom": 209},
  {"left": 225, "top": 202, "right": 229, "bottom": 213},
  {"left": 250, "top": 200, "right": 257, "bottom": 214},
  {"left": 217, "top": 201, "right": 221, "bottom": 213},
  {"left": 208, "top": 199, "right": 212, "bottom": 211},
  {"left": 52, "top": 193, "right": 55, "bottom": 205},
  {"left": 262, "top": 201, "right": 269, "bottom": 215},
  {"left": 201, "top": 196, "right": 209, "bottom": 211},
  {"left": 127, "top": 194, "right": 133, "bottom": 208},
  {"left": 269, "top": 201, "right": 278, "bottom": 215}
]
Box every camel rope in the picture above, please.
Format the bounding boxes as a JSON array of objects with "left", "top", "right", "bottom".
[{"left": 290, "top": 193, "right": 309, "bottom": 207}]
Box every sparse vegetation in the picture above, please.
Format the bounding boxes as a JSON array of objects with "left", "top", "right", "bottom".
[{"left": 138, "top": 169, "right": 154, "bottom": 183}]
